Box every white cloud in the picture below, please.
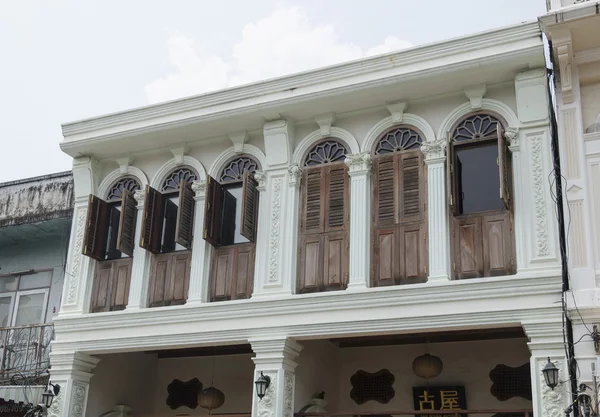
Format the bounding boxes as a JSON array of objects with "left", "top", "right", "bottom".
[{"left": 145, "top": 5, "right": 412, "bottom": 104}]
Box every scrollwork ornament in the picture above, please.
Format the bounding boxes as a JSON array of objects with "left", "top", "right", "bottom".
[
  {"left": 257, "top": 375, "right": 276, "bottom": 417},
  {"left": 420, "top": 139, "right": 447, "bottom": 160},
  {"left": 268, "top": 178, "right": 283, "bottom": 282},
  {"left": 67, "top": 209, "right": 87, "bottom": 304},
  {"left": 284, "top": 374, "right": 294, "bottom": 417},
  {"left": 47, "top": 389, "right": 63, "bottom": 417},
  {"left": 70, "top": 383, "right": 87, "bottom": 417},
  {"left": 344, "top": 151, "right": 372, "bottom": 173},
  {"left": 191, "top": 179, "right": 207, "bottom": 197},
  {"left": 133, "top": 189, "right": 145, "bottom": 205},
  {"left": 541, "top": 361, "right": 564, "bottom": 417}
]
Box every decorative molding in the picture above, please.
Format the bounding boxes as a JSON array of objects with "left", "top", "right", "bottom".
[
  {"left": 170, "top": 146, "right": 188, "bottom": 165},
  {"left": 133, "top": 189, "right": 145, "bottom": 207},
  {"left": 115, "top": 157, "right": 131, "bottom": 174},
  {"left": 70, "top": 382, "right": 87, "bottom": 417},
  {"left": 97, "top": 167, "right": 149, "bottom": 200},
  {"left": 268, "top": 178, "right": 284, "bottom": 283},
  {"left": 47, "top": 389, "right": 63, "bottom": 417},
  {"left": 67, "top": 209, "right": 87, "bottom": 304},
  {"left": 254, "top": 171, "right": 267, "bottom": 192},
  {"left": 540, "top": 360, "right": 564, "bottom": 417},
  {"left": 257, "top": 374, "right": 276, "bottom": 417},
  {"left": 208, "top": 145, "right": 267, "bottom": 179},
  {"left": 344, "top": 152, "right": 372, "bottom": 174},
  {"left": 191, "top": 179, "right": 207, "bottom": 197},
  {"left": 557, "top": 44, "right": 573, "bottom": 104},
  {"left": 293, "top": 127, "right": 360, "bottom": 166},
  {"left": 386, "top": 102, "right": 407, "bottom": 123},
  {"left": 531, "top": 136, "right": 550, "bottom": 257},
  {"left": 288, "top": 164, "right": 301, "bottom": 187},
  {"left": 569, "top": 199, "right": 588, "bottom": 267},
  {"left": 362, "top": 114, "right": 436, "bottom": 153},
  {"left": 574, "top": 47, "right": 600, "bottom": 65},
  {"left": 504, "top": 127, "right": 520, "bottom": 150},
  {"left": 284, "top": 374, "right": 294, "bottom": 417},
  {"left": 314, "top": 113, "right": 336, "bottom": 136},
  {"left": 229, "top": 131, "right": 249, "bottom": 153},
  {"left": 420, "top": 139, "right": 447, "bottom": 161},
  {"left": 464, "top": 85, "right": 487, "bottom": 109}
]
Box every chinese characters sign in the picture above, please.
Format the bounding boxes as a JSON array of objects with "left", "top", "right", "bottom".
[{"left": 413, "top": 386, "right": 467, "bottom": 417}]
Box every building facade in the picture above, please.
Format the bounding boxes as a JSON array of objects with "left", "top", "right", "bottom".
[
  {"left": 540, "top": 0, "right": 600, "bottom": 403},
  {"left": 0, "top": 172, "right": 73, "bottom": 409},
  {"left": 52, "top": 21, "right": 568, "bottom": 417}
]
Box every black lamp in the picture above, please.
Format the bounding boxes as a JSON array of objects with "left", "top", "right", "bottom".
[
  {"left": 42, "top": 382, "right": 60, "bottom": 408},
  {"left": 255, "top": 371, "right": 271, "bottom": 400},
  {"left": 542, "top": 357, "right": 559, "bottom": 390}
]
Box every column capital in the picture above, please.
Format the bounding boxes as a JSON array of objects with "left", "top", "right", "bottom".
[
  {"left": 344, "top": 151, "right": 372, "bottom": 175},
  {"left": 505, "top": 127, "right": 520, "bottom": 151},
  {"left": 250, "top": 337, "right": 303, "bottom": 370},
  {"left": 288, "top": 164, "right": 302, "bottom": 187},
  {"left": 254, "top": 170, "right": 267, "bottom": 192},
  {"left": 133, "top": 189, "right": 145, "bottom": 208},
  {"left": 191, "top": 179, "right": 207, "bottom": 198},
  {"left": 49, "top": 351, "right": 100, "bottom": 381},
  {"left": 421, "top": 139, "right": 447, "bottom": 163}
]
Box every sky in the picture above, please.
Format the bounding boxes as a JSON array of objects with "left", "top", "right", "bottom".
[{"left": 0, "top": 0, "right": 547, "bottom": 183}]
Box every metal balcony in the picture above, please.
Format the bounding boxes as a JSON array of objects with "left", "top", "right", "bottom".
[{"left": 0, "top": 324, "right": 53, "bottom": 386}]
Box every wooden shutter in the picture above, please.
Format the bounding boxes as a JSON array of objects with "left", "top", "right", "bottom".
[
  {"left": 203, "top": 176, "right": 224, "bottom": 247},
  {"left": 82, "top": 194, "right": 110, "bottom": 261},
  {"left": 482, "top": 212, "right": 514, "bottom": 277},
  {"left": 497, "top": 124, "right": 511, "bottom": 210},
  {"left": 139, "top": 186, "right": 164, "bottom": 254},
  {"left": 325, "top": 164, "right": 348, "bottom": 230},
  {"left": 175, "top": 182, "right": 195, "bottom": 249},
  {"left": 116, "top": 189, "right": 138, "bottom": 256},
  {"left": 373, "top": 156, "right": 395, "bottom": 226},
  {"left": 90, "top": 258, "right": 132, "bottom": 312},
  {"left": 240, "top": 171, "right": 259, "bottom": 242},
  {"left": 90, "top": 261, "right": 112, "bottom": 312},
  {"left": 148, "top": 251, "right": 191, "bottom": 307},
  {"left": 446, "top": 132, "right": 456, "bottom": 215},
  {"left": 210, "top": 243, "right": 255, "bottom": 302},
  {"left": 454, "top": 215, "right": 484, "bottom": 279},
  {"left": 400, "top": 150, "right": 423, "bottom": 222},
  {"left": 301, "top": 168, "right": 324, "bottom": 233}
]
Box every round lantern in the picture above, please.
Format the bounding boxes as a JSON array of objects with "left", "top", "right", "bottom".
[
  {"left": 412, "top": 353, "right": 443, "bottom": 379},
  {"left": 198, "top": 386, "right": 225, "bottom": 410}
]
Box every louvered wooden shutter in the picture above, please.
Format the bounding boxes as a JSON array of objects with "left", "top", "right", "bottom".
[
  {"left": 302, "top": 167, "right": 324, "bottom": 233},
  {"left": 116, "top": 189, "right": 138, "bottom": 256},
  {"left": 497, "top": 124, "right": 511, "bottom": 210},
  {"left": 82, "top": 194, "right": 110, "bottom": 261},
  {"left": 175, "top": 182, "right": 195, "bottom": 249},
  {"left": 240, "top": 171, "right": 259, "bottom": 242},
  {"left": 400, "top": 151, "right": 423, "bottom": 222},
  {"left": 203, "top": 176, "right": 224, "bottom": 247},
  {"left": 373, "top": 156, "right": 395, "bottom": 226},
  {"left": 139, "top": 186, "right": 164, "bottom": 254},
  {"left": 446, "top": 132, "right": 456, "bottom": 215},
  {"left": 325, "top": 164, "right": 348, "bottom": 230}
]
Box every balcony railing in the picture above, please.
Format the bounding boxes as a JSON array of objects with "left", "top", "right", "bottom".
[{"left": 0, "top": 324, "right": 54, "bottom": 386}]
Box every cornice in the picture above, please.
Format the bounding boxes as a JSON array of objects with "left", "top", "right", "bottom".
[
  {"left": 539, "top": 1, "right": 600, "bottom": 28},
  {"left": 60, "top": 22, "right": 541, "bottom": 147}
]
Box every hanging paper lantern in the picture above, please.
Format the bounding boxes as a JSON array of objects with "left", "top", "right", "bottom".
[
  {"left": 198, "top": 386, "right": 225, "bottom": 410},
  {"left": 412, "top": 353, "right": 443, "bottom": 379}
]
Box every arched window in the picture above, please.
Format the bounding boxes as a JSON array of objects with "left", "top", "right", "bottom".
[
  {"left": 107, "top": 177, "right": 141, "bottom": 201},
  {"left": 160, "top": 167, "right": 198, "bottom": 192},
  {"left": 297, "top": 139, "right": 350, "bottom": 294},
  {"left": 203, "top": 155, "right": 261, "bottom": 302},
  {"left": 447, "top": 112, "right": 515, "bottom": 279},
  {"left": 371, "top": 127, "right": 427, "bottom": 287}
]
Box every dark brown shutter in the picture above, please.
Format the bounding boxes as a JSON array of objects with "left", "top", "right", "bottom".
[
  {"left": 110, "top": 258, "right": 132, "bottom": 310},
  {"left": 175, "top": 182, "right": 195, "bottom": 249},
  {"left": 82, "top": 194, "right": 109, "bottom": 261},
  {"left": 446, "top": 132, "right": 456, "bottom": 215},
  {"left": 400, "top": 151, "right": 423, "bottom": 221},
  {"left": 302, "top": 168, "right": 323, "bottom": 232},
  {"left": 139, "top": 186, "right": 164, "bottom": 254},
  {"left": 373, "top": 156, "right": 395, "bottom": 226},
  {"left": 325, "top": 164, "right": 348, "bottom": 230},
  {"left": 240, "top": 171, "right": 259, "bottom": 242},
  {"left": 203, "top": 176, "right": 224, "bottom": 247},
  {"left": 497, "top": 124, "right": 511, "bottom": 210},
  {"left": 210, "top": 243, "right": 255, "bottom": 302},
  {"left": 116, "top": 189, "right": 138, "bottom": 256}
]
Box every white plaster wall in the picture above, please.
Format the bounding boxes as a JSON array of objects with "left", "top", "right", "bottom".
[
  {"left": 581, "top": 83, "right": 600, "bottom": 131},
  {"left": 86, "top": 352, "right": 157, "bottom": 417},
  {"left": 295, "top": 340, "right": 341, "bottom": 410},
  {"left": 295, "top": 338, "right": 532, "bottom": 414}
]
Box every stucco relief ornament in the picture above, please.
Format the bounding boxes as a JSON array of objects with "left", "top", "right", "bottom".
[
  {"left": 133, "top": 189, "right": 145, "bottom": 205},
  {"left": 67, "top": 209, "right": 87, "bottom": 304},
  {"left": 504, "top": 127, "right": 520, "bottom": 149},
  {"left": 254, "top": 170, "right": 267, "bottom": 192},
  {"left": 47, "top": 390, "right": 63, "bottom": 417},
  {"left": 70, "top": 383, "right": 87, "bottom": 417},
  {"left": 541, "top": 363, "right": 564, "bottom": 417},
  {"left": 531, "top": 137, "right": 549, "bottom": 256},
  {"left": 191, "top": 179, "right": 207, "bottom": 197},
  {"left": 268, "top": 178, "right": 283, "bottom": 283},
  {"left": 420, "top": 139, "right": 447, "bottom": 160},
  {"left": 288, "top": 164, "right": 301, "bottom": 187},
  {"left": 257, "top": 375, "right": 276, "bottom": 417},
  {"left": 344, "top": 152, "right": 372, "bottom": 173},
  {"left": 284, "top": 375, "right": 294, "bottom": 417}
]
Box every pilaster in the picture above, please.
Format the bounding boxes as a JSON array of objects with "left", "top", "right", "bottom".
[
  {"left": 344, "top": 152, "right": 372, "bottom": 290},
  {"left": 48, "top": 352, "right": 100, "bottom": 417},
  {"left": 420, "top": 140, "right": 450, "bottom": 282},
  {"left": 186, "top": 179, "right": 210, "bottom": 304},
  {"left": 250, "top": 338, "right": 303, "bottom": 417},
  {"left": 126, "top": 190, "right": 151, "bottom": 309}
]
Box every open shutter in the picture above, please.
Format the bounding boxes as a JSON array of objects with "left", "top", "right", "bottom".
[
  {"left": 302, "top": 168, "right": 324, "bottom": 233},
  {"left": 240, "top": 171, "right": 259, "bottom": 242},
  {"left": 446, "top": 132, "right": 456, "bottom": 215},
  {"left": 175, "top": 182, "right": 195, "bottom": 249},
  {"left": 374, "top": 155, "right": 395, "bottom": 226},
  {"left": 116, "top": 189, "right": 137, "bottom": 256},
  {"left": 203, "top": 176, "right": 224, "bottom": 247},
  {"left": 400, "top": 150, "right": 423, "bottom": 222},
  {"left": 325, "top": 164, "right": 348, "bottom": 230},
  {"left": 139, "top": 186, "right": 164, "bottom": 254},
  {"left": 82, "top": 194, "right": 109, "bottom": 261},
  {"left": 497, "top": 124, "right": 511, "bottom": 210}
]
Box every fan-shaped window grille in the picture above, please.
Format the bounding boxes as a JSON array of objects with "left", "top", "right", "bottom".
[
  {"left": 220, "top": 157, "right": 259, "bottom": 183},
  {"left": 161, "top": 167, "right": 198, "bottom": 192},
  {"left": 304, "top": 140, "right": 348, "bottom": 167},
  {"left": 375, "top": 127, "right": 423, "bottom": 155},
  {"left": 107, "top": 177, "right": 141, "bottom": 201},
  {"left": 452, "top": 114, "right": 502, "bottom": 142}
]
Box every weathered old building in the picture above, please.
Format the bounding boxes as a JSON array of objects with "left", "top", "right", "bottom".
[{"left": 0, "top": 171, "right": 73, "bottom": 407}]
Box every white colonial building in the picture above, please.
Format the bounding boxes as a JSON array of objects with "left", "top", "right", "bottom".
[
  {"left": 51, "top": 20, "right": 569, "bottom": 417},
  {"left": 540, "top": 0, "right": 600, "bottom": 405}
]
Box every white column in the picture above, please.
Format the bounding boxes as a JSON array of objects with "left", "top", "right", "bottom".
[
  {"left": 126, "top": 190, "right": 151, "bottom": 309},
  {"left": 506, "top": 128, "right": 526, "bottom": 274},
  {"left": 421, "top": 140, "right": 450, "bottom": 282},
  {"left": 344, "top": 152, "right": 372, "bottom": 290},
  {"left": 188, "top": 179, "right": 210, "bottom": 304},
  {"left": 48, "top": 352, "right": 100, "bottom": 417},
  {"left": 250, "top": 338, "right": 303, "bottom": 417}
]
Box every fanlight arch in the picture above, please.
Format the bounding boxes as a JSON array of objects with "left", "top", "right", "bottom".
[
  {"left": 160, "top": 166, "right": 198, "bottom": 192},
  {"left": 219, "top": 156, "right": 260, "bottom": 183},
  {"left": 304, "top": 139, "right": 349, "bottom": 166},
  {"left": 106, "top": 177, "right": 141, "bottom": 201},
  {"left": 373, "top": 127, "right": 423, "bottom": 155}
]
